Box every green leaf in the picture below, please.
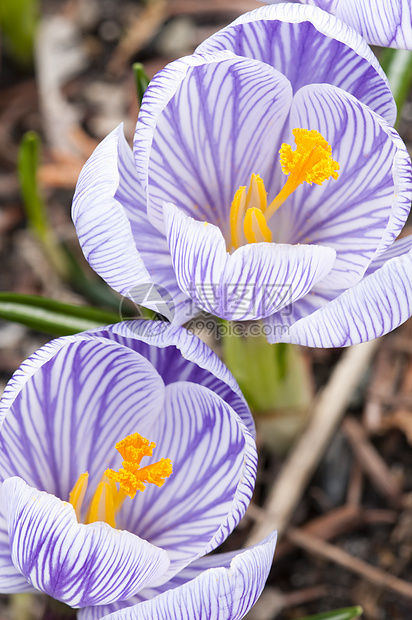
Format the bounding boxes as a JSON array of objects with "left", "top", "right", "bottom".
[
  {"left": 18, "top": 132, "right": 71, "bottom": 279},
  {"left": 297, "top": 606, "right": 363, "bottom": 620},
  {"left": 381, "top": 49, "right": 412, "bottom": 128},
  {"left": 0, "top": 0, "right": 39, "bottom": 68},
  {"left": 0, "top": 293, "right": 120, "bottom": 336},
  {"left": 18, "top": 131, "right": 47, "bottom": 239},
  {"left": 133, "top": 62, "right": 150, "bottom": 105}
]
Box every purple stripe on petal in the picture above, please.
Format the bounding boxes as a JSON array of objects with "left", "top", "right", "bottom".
[
  {"left": 196, "top": 4, "right": 396, "bottom": 124},
  {"left": 82, "top": 321, "right": 255, "bottom": 436},
  {"left": 72, "top": 125, "right": 152, "bottom": 298},
  {"left": 271, "top": 247, "right": 412, "bottom": 346},
  {"left": 270, "top": 83, "right": 412, "bottom": 292},
  {"left": 0, "top": 486, "right": 33, "bottom": 593},
  {"left": 120, "top": 382, "right": 256, "bottom": 582},
  {"left": 4, "top": 478, "right": 170, "bottom": 607},
  {"left": 99, "top": 533, "right": 277, "bottom": 620},
  {"left": 0, "top": 338, "right": 165, "bottom": 510},
  {"left": 79, "top": 536, "right": 277, "bottom": 620},
  {"left": 367, "top": 234, "right": 412, "bottom": 276},
  {"left": 142, "top": 54, "right": 292, "bottom": 234},
  {"left": 164, "top": 203, "right": 336, "bottom": 321},
  {"left": 337, "top": 0, "right": 412, "bottom": 49}
]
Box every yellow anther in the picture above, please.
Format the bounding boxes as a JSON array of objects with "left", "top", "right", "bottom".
[
  {"left": 69, "top": 433, "right": 172, "bottom": 527},
  {"left": 265, "top": 128, "right": 339, "bottom": 221},
  {"left": 245, "top": 174, "right": 267, "bottom": 212},
  {"left": 68, "top": 472, "right": 89, "bottom": 521},
  {"left": 86, "top": 479, "right": 116, "bottom": 528},
  {"left": 243, "top": 207, "right": 273, "bottom": 244},
  {"left": 226, "top": 129, "right": 338, "bottom": 250}
]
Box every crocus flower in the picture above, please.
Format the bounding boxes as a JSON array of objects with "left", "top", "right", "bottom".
[
  {"left": 263, "top": 0, "right": 412, "bottom": 49},
  {"left": 73, "top": 4, "right": 412, "bottom": 347},
  {"left": 0, "top": 321, "right": 275, "bottom": 619}
]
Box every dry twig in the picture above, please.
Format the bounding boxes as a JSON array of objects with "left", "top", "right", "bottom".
[
  {"left": 286, "top": 527, "right": 412, "bottom": 601},
  {"left": 343, "top": 415, "right": 403, "bottom": 506},
  {"left": 246, "top": 340, "right": 380, "bottom": 546}
]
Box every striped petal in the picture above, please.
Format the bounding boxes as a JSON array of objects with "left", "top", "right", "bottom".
[
  {"left": 0, "top": 336, "right": 166, "bottom": 511},
  {"left": 0, "top": 487, "right": 32, "bottom": 593},
  {"left": 337, "top": 0, "right": 412, "bottom": 49},
  {"left": 78, "top": 541, "right": 253, "bottom": 619},
  {"left": 98, "top": 533, "right": 277, "bottom": 620},
  {"left": 119, "top": 381, "right": 257, "bottom": 582},
  {"left": 196, "top": 4, "right": 396, "bottom": 124},
  {"left": 164, "top": 203, "right": 336, "bottom": 320},
  {"left": 3, "top": 478, "right": 170, "bottom": 607},
  {"left": 264, "top": 0, "right": 412, "bottom": 49},
  {"left": 270, "top": 83, "right": 412, "bottom": 292},
  {"left": 366, "top": 234, "right": 412, "bottom": 275},
  {"left": 269, "top": 247, "right": 412, "bottom": 346},
  {"left": 134, "top": 52, "right": 292, "bottom": 232},
  {"left": 72, "top": 125, "right": 153, "bottom": 297},
  {"left": 81, "top": 321, "right": 254, "bottom": 436},
  {"left": 72, "top": 125, "right": 195, "bottom": 324}
]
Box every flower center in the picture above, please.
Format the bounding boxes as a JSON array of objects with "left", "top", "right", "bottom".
[
  {"left": 69, "top": 433, "right": 173, "bottom": 528},
  {"left": 229, "top": 128, "right": 340, "bottom": 251}
]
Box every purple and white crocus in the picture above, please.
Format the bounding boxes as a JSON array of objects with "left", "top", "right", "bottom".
[
  {"left": 263, "top": 0, "right": 412, "bottom": 49},
  {"left": 73, "top": 4, "right": 412, "bottom": 347},
  {"left": 0, "top": 321, "right": 275, "bottom": 619}
]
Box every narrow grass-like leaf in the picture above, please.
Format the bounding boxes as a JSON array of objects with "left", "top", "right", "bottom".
[
  {"left": 297, "top": 606, "right": 363, "bottom": 620},
  {"left": 382, "top": 49, "right": 412, "bottom": 127},
  {"left": 133, "top": 62, "right": 150, "bottom": 105},
  {"left": 0, "top": 0, "right": 39, "bottom": 68},
  {"left": 0, "top": 293, "right": 120, "bottom": 336}
]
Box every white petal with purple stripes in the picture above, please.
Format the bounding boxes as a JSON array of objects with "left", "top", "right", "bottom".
[
  {"left": 164, "top": 203, "right": 336, "bottom": 320},
  {"left": 4, "top": 478, "right": 170, "bottom": 607},
  {"left": 98, "top": 533, "right": 277, "bottom": 620},
  {"left": 0, "top": 337, "right": 165, "bottom": 508},
  {"left": 269, "top": 247, "right": 412, "bottom": 346},
  {"left": 81, "top": 321, "right": 254, "bottom": 436},
  {"left": 264, "top": 0, "right": 412, "bottom": 49},
  {"left": 120, "top": 381, "right": 256, "bottom": 582},
  {"left": 71, "top": 125, "right": 195, "bottom": 323},
  {"left": 366, "top": 234, "right": 412, "bottom": 276},
  {"left": 196, "top": 4, "right": 396, "bottom": 124},
  {"left": 337, "top": 0, "right": 412, "bottom": 49},
  {"left": 72, "top": 126, "right": 152, "bottom": 297},
  {"left": 0, "top": 487, "right": 33, "bottom": 593},
  {"left": 270, "top": 83, "right": 411, "bottom": 291},
  {"left": 135, "top": 52, "right": 292, "bottom": 232}
]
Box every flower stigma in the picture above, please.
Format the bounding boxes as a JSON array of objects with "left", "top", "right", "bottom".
[
  {"left": 229, "top": 128, "right": 340, "bottom": 250},
  {"left": 69, "top": 433, "right": 173, "bottom": 528}
]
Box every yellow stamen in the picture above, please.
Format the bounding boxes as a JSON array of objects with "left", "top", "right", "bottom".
[
  {"left": 85, "top": 478, "right": 116, "bottom": 528},
  {"left": 68, "top": 472, "right": 89, "bottom": 521},
  {"left": 265, "top": 128, "right": 339, "bottom": 221},
  {"left": 69, "top": 432, "right": 172, "bottom": 527},
  {"left": 244, "top": 207, "right": 273, "bottom": 244},
  {"left": 245, "top": 174, "right": 267, "bottom": 212}
]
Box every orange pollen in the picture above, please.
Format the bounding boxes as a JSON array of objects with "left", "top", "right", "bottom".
[{"left": 105, "top": 433, "right": 173, "bottom": 500}]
